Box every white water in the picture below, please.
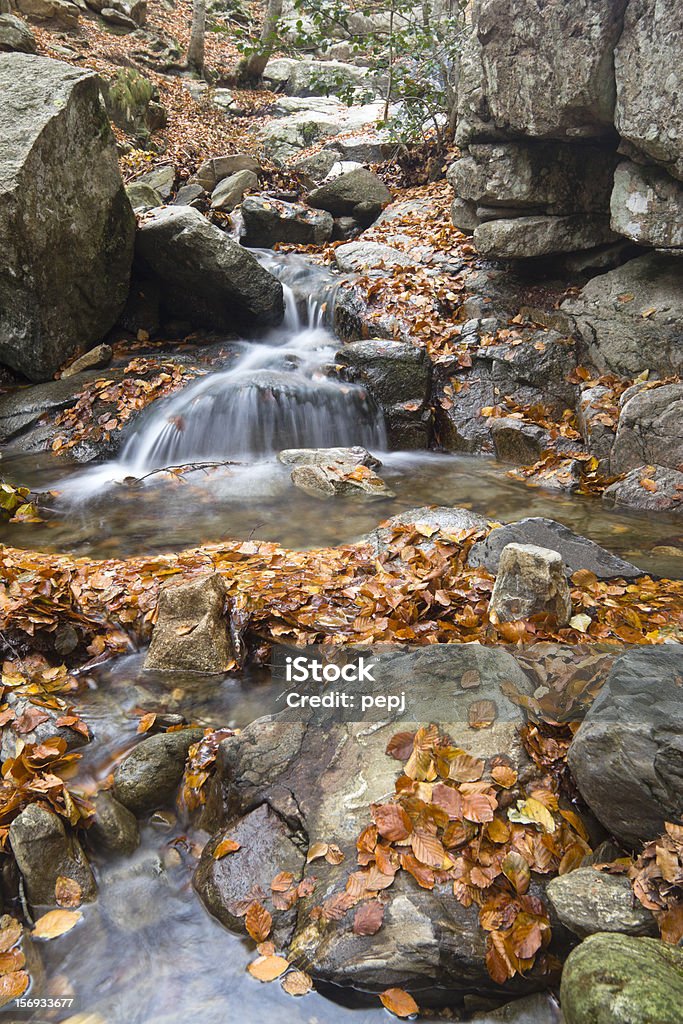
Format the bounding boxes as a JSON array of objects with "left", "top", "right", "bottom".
[{"left": 59, "top": 253, "right": 387, "bottom": 496}]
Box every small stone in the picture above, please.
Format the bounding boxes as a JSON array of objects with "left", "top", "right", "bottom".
[
  {"left": 547, "top": 867, "right": 657, "bottom": 939},
  {"left": 489, "top": 417, "right": 547, "bottom": 464},
  {"left": 307, "top": 167, "right": 391, "bottom": 218},
  {"left": 125, "top": 181, "right": 163, "bottom": 211},
  {"left": 192, "top": 154, "right": 261, "bottom": 192},
  {"left": 61, "top": 344, "right": 112, "bottom": 378},
  {"left": 145, "top": 573, "right": 234, "bottom": 674},
  {"left": 173, "top": 183, "right": 204, "bottom": 206},
  {"left": 113, "top": 727, "right": 204, "bottom": 815},
  {"left": 488, "top": 543, "right": 572, "bottom": 626},
  {"left": 89, "top": 791, "right": 140, "bottom": 855}
]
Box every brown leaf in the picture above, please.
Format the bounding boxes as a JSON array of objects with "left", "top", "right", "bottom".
[
  {"left": 306, "top": 841, "right": 329, "bottom": 863},
  {"left": 372, "top": 803, "right": 413, "bottom": 841},
  {"left": 501, "top": 851, "right": 531, "bottom": 894},
  {"left": 271, "top": 871, "right": 295, "bottom": 892},
  {"left": 353, "top": 900, "right": 385, "bottom": 935},
  {"left": 462, "top": 791, "right": 496, "bottom": 823},
  {"left": 386, "top": 731, "right": 415, "bottom": 761},
  {"left": 460, "top": 670, "right": 481, "bottom": 689},
  {"left": 468, "top": 700, "right": 497, "bottom": 729},
  {"left": 12, "top": 706, "right": 50, "bottom": 735},
  {"left": 281, "top": 969, "right": 313, "bottom": 996},
  {"left": 659, "top": 904, "right": 683, "bottom": 945},
  {"left": 213, "top": 837, "right": 241, "bottom": 859},
  {"left": 0, "top": 919, "right": 22, "bottom": 955},
  {"left": 449, "top": 753, "right": 485, "bottom": 783},
  {"left": 400, "top": 851, "right": 435, "bottom": 889},
  {"left": 325, "top": 843, "right": 345, "bottom": 865},
  {"left": 0, "top": 949, "right": 25, "bottom": 977},
  {"left": 137, "top": 712, "right": 157, "bottom": 734},
  {"left": 490, "top": 766, "right": 517, "bottom": 788},
  {"left": 247, "top": 955, "right": 289, "bottom": 982},
  {"left": 0, "top": 970, "right": 29, "bottom": 1009},
  {"left": 380, "top": 987, "right": 419, "bottom": 1018},
  {"left": 411, "top": 830, "right": 447, "bottom": 868},
  {"left": 245, "top": 903, "right": 272, "bottom": 943},
  {"left": 55, "top": 876, "right": 82, "bottom": 908}
]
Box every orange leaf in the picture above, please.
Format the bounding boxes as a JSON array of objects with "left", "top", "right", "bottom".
[
  {"left": 379, "top": 987, "right": 419, "bottom": 1018},
  {"left": 245, "top": 903, "right": 272, "bottom": 943}
]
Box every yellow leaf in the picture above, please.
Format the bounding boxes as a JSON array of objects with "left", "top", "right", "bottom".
[
  {"left": 32, "top": 909, "right": 82, "bottom": 940},
  {"left": 247, "top": 955, "right": 289, "bottom": 982},
  {"left": 213, "top": 837, "right": 241, "bottom": 859}
]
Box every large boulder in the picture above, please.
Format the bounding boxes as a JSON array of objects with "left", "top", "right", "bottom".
[
  {"left": 568, "top": 647, "right": 683, "bottom": 847},
  {"left": 15, "top": 0, "right": 79, "bottom": 28},
  {"left": 610, "top": 383, "right": 683, "bottom": 475},
  {"left": 307, "top": 167, "right": 391, "bottom": 220},
  {"left": 145, "top": 574, "right": 234, "bottom": 675},
  {"left": 240, "top": 196, "right": 333, "bottom": 248},
  {"left": 0, "top": 54, "right": 135, "bottom": 382},
  {"left": 561, "top": 934, "right": 683, "bottom": 1024},
  {"left": 0, "top": 13, "right": 36, "bottom": 51},
  {"left": 562, "top": 253, "right": 683, "bottom": 377},
  {"left": 263, "top": 57, "right": 373, "bottom": 99},
  {"left": 134, "top": 206, "right": 285, "bottom": 331},
  {"left": 610, "top": 160, "right": 683, "bottom": 250},
  {"left": 9, "top": 804, "right": 97, "bottom": 906}
]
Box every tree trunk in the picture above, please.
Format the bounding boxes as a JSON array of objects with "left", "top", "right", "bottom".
[
  {"left": 238, "top": 0, "right": 284, "bottom": 82},
  {"left": 187, "top": 0, "right": 207, "bottom": 76}
]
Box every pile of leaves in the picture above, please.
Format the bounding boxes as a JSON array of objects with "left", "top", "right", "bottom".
[{"left": 50, "top": 358, "right": 201, "bottom": 456}]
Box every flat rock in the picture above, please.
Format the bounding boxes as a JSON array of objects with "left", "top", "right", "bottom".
[
  {"left": 603, "top": 465, "right": 683, "bottom": 516},
  {"left": 547, "top": 867, "right": 657, "bottom": 939},
  {"left": 335, "top": 241, "right": 414, "bottom": 273},
  {"left": 474, "top": 214, "right": 618, "bottom": 259},
  {"left": 240, "top": 195, "right": 333, "bottom": 247}
]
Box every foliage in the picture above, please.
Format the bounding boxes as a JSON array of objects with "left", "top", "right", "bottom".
[{"left": 0, "top": 483, "right": 41, "bottom": 524}]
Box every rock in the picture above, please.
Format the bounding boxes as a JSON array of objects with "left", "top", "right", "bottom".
[
  {"left": 135, "top": 163, "right": 175, "bottom": 199},
  {"left": 568, "top": 647, "right": 683, "bottom": 847},
  {"left": 278, "top": 446, "right": 381, "bottom": 469},
  {"left": 263, "top": 56, "right": 373, "bottom": 99},
  {"left": 194, "top": 645, "right": 549, "bottom": 998},
  {"left": 134, "top": 206, "right": 285, "bottom": 332},
  {"left": 0, "top": 54, "right": 135, "bottom": 382},
  {"left": 468, "top": 517, "right": 644, "bottom": 580},
  {"left": 562, "top": 253, "right": 683, "bottom": 377},
  {"left": 194, "top": 804, "right": 305, "bottom": 949},
  {"left": 603, "top": 465, "right": 683, "bottom": 516},
  {"left": 610, "top": 161, "right": 683, "bottom": 250},
  {"left": 261, "top": 99, "right": 386, "bottom": 164},
  {"left": 290, "top": 461, "right": 394, "bottom": 500},
  {"left": 547, "top": 867, "right": 656, "bottom": 940},
  {"left": 210, "top": 169, "right": 258, "bottom": 212},
  {"left": 490, "top": 418, "right": 547, "bottom": 464},
  {"left": 113, "top": 727, "right": 204, "bottom": 815},
  {"left": 335, "top": 338, "right": 431, "bottom": 448},
  {"left": 240, "top": 196, "right": 333, "bottom": 248},
  {"left": 15, "top": 0, "right": 79, "bottom": 28},
  {"left": 193, "top": 154, "right": 261, "bottom": 192},
  {"left": 0, "top": 691, "right": 89, "bottom": 762},
  {"left": 62, "top": 343, "right": 113, "bottom": 378},
  {"left": 0, "top": 370, "right": 122, "bottom": 447},
  {"left": 576, "top": 385, "right": 616, "bottom": 470},
  {"left": 474, "top": 214, "right": 617, "bottom": 259},
  {"left": 328, "top": 133, "right": 394, "bottom": 164},
  {"left": 292, "top": 148, "right": 339, "bottom": 183},
  {"left": 308, "top": 168, "right": 391, "bottom": 220},
  {"left": 89, "top": 791, "right": 140, "bottom": 855},
  {"left": 560, "top": 934, "right": 683, "bottom": 1024},
  {"left": 471, "top": 993, "right": 563, "bottom": 1023},
  {"left": 488, "top": 543, "right": 572, "bottom": 626},
  {"left": 99, "top": 849, "right": 171, "bottom": 934},
  {"left": 332, "top": 215, "right": 361, "bottom": 241},
  {"left": 9, "top": 804, "right": 96, "bottom": 906},
  {"left": 335, "top": 241, "right": 414, "bottom": 273},
  {"left": 145, "top": 574, "right": 234, "bottom": 674},
  {"left": 615, "top": 0, "right": 683, "bottom": 181},
  {"left": 358, "top": 506, "right": 489, "bottom": 557},
  {"left": 100, "top": 5, "right": 136, "bottom": 28},
  {"left": 0, "top": 13, "right": 36, "bottom": 51},
  {"left": 125, "top": 181, "right": 162, "bottom": 211},
  {"left": 451, "top": 197, "right": 480, "bottom": 234},
  {"left": 173, "top": 183, "right": 203, "bottom": 207},
  {"left": 610, "top": 384, "right": 683, "bottom": 475}
]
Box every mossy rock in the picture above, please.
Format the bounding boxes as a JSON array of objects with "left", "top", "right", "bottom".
[{"left": 561, "top": 933, "right": 683, "bottom": 1024}]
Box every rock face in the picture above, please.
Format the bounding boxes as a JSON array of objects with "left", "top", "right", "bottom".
[
  {"left": 0, "top": 54, "right": 135, "bottom": 381},
  {"left": 561, "top": 934, "right": 683, "bottom": 1024},
  {"left": 194, "top": 645, "right": 560, "bottom": 999},
  {"left": 135, "top": 206, "right": 285, "bottom": 331},
  {"left": 611, "top": 161, "right": 683, "bottom": 249},
  {"left": 546, "top": 867, "right": 656, "bottom": 939},
  {"left": 145, "top": 574, "right": 234, "bottom": 674},
  {"left": 113, "top": 727, "right": 204, "bottom": 815},
  {"left": 488, "top": 543, "right": 572, "bottom": 626},
  {"left": 610, "top": 384, "right": 683, "bottom": 476},
  {"left": 568, "top": 647, "right": 683, "bottom": 847},
  {"left": 240, "top": 196, "right": 333, "bottom": 247},
  {"left": 0, "top": 13, "right": 36, "bottom": 51},
  {"left": 9, "top": 804, "right": 97, "bottom": 906}
]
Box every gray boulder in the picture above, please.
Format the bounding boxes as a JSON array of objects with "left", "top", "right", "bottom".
[
  {"left": 474, "top": 214, "right": 617, "bottom": 259},
  {"left": 334, "top": 240, "right": 414, "bottom": 273},
  {"left": 125, "top": 181, "right": 162, "bottom": 212},
  {"left": 210, "top": 169, "right": 258, "bottom": 212},
  {"left": 603, "top": 465, "right": 683, "bottom": 516},
  {"left": 263, "top": 57, "right": 372, "bottom": 99},
  {"left": 0, "top": 54, "right": 135, "bottom": 381},
  {"left": 471, "top": 993, "right": 563, "bottom": 1023},
  {"left": 278, "top": 446, "right": 381, "bottom": 469},
  {"left": 611, "top": 161, "right": 683, "bottom": 250},
  {"left": 135, "top": 206, "right": 284, "bottom": 331},
  {"left": 488, "top": 543, "right": 572, "bottom": 626},
  {"left": 468, "top": 517, "right": 644, "bottom": 580},
  {"left": 547, "top": 867, "right": 657, "bottom": 939},
  {"left": 145, "top": 574, "right": 234, "bottom": 675},
  {"left": 193, "top": 154, "right": 261, "bottom": 192},
  {"left": 490, "top": 418, "right": 548, "bottom": 465},
  {"left": 308, "top": 167, "right": 391, "bottom": 219},
  {"left": 134, "top": 163, "right": 174, "bottom": 199},
  {"left": 89, "top": 791, "right": 140, "bottom": 855},
  {"left": 562, "top": 253, "right": 683, "bottom": 377},
  {"left": 0, "top": 13, "right": 36, "bottom": 52},
  {"left": 290, "top": 460, "right": 394, "bottom": 500},
  {"left": 358, "top": 506, "right": 489, "bottom": 557},
  {"left": 15, "top": 0, "right": 79, "bottom": 28},
  {"left": 611, "top": 383, "right": 683, "bottom": 475},
  {"left": 561, "top": 934, "right": 683, "bottom": 1024},
  {"left": 9, "top": 804, "right": 97, "bottom": 906},
  {"left": 113, "top": 727, "right": 204, "bottom": 815},
  {"left": 568, "top": 646, "right": 683, "bottom": 847},
  {"left": 240, "top": 196, "right": 333, "bottom": 248}
]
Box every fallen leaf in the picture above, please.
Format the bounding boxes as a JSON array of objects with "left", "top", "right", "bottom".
[
  {"left": 0, "top": 970, "right": 29, "bottom": 1008},
  {"left": 306, "top": 841, "right": 329, "bottom": 863},
  {"left": 245, "top": 902, "right": 272, "bottom": 943},
  {"left": 380, "top": 987, "right": 419, "bottom": 1018},
  {"left": 281, "top": 969, "right": 313, "bottom": 996},
  {"left": 353, "top": 901, "right": 385, "bottom": 935},
  {"left": 32, "top": 909, "right": 82, "bottom": 940},
  {"left": 213, "top": 837, "right": 241, "bottom": 859},
  {"left": 55, "top": 876, "right": 82, "bottom": 908},
  {"left": 247, "top": 955, "right": 289, "bottom": 982}
]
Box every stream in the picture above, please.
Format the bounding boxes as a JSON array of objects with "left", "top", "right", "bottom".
[{"left": 2, "top": 251, "right": 680, "bottom": 1022}]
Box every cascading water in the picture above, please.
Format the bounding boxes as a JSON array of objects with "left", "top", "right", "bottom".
[{"left": 116, "top": 252, "right": 387, "bottom": 476}]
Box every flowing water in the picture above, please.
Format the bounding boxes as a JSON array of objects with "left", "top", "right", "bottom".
[{"left": 1, "top": 251, "right": 680, "bottom": 1022}]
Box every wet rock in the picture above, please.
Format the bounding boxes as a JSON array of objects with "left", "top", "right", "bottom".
[
  {"left": 474, "top": 214, "right": 617, "bottom": 260},
  {"left": 195, "top": 645, "right": 546, "bottom": 999},
  {"left": 490, "top": 418, "right": 547, "bottom": 464},
  {"left": 0, "top": 13, "right": 36, "bottom": 51},
  {"left": 471, "top": 993, "right": 563, "bottom": 1023},
  {"left": 0, "top": 371, "right": 122, "bottom": 447},
  {"left": 335, "top": 339, "right": 431, "bottom": 449},
  {"left": 560, "top": 933, "right": 683, "bottom": 1024},
  {"left": 603, "top": 465, "right": 683, "bottom": 516},
  {"left": 562, "top": 253, "right": 683, "bottom": 377},
  {"left": 113, "top": 727, "right": 204, "bottom": 815},
  {"left": 610, "top": 383, "right": 683, "bottom": 475},
  {"left": 358, "top": 506, "right": 489, "bottom": 557},
  {"left": 135, "top": 206, "right": 285, "bottom": 331},
  {"left": 240, "top": 196, "right": 333, "bottom": 247},
  {"left": 278, "top": 446, "right": 381, "bottom": 469},
  {"left": 576, "top": 385, "right": 616, "bottom": 471},
  {"left": 0, "top": 692, "right": 89, "bottom": 762},
  {"left": 192, "top": 154, "right": 261, "bottom": 192},
  {"left": 9, "top": 804, "right": 96, "bottom": 906},
  {"left": 547, "top": 867, "right": 656, "bottom": 939},
  {"left": 125, "top": 181, "right": 163, "bottom": 211},
  {"left": 468, "top": 517, "right": 643, "bottom": 580},
  {"left": 210, "top": 169, "right": 258, "bottom": 212},
  {"left": 89, "top": 791, "right": 140, "bottom": 855},
  {"left": 62, "top": 344, "right": 113, "bottom": 378},
  {"left": 0, "top": 54, "right": 135, "bottom": 381},
  {"left": 489, "top": 544, "right": 572, "bottom": 626},
  {"left": 611, "top": 161, "right": 683, "bottom": 250},
  {"left": 334, "top": 240, "right": 414, "bottom": 273},
  {"left": 145, "top": 574, "right": 234, "bottom": 675},
  {"left": 290, "top": 461, "right": 394, "bottom": 500},
  {"left": 308, "top": 168, "right": 391, "bottom": 219},
  {"left": 194, "top": 803, "right": 305, "bottom": 948},
  {"left": 100, "top": 848, "right": 171, "bottom": 933},
  {"left": 568, "top": 647, "right": 683, "bottom": 847}
]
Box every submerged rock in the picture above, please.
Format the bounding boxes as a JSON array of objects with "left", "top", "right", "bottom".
[
  {"left": 113, "top": 727, "right": 204, "bottom": 815},
  {"left": 145, "top": 574, "right": 234, "bottom": 675},
  {"left": 547, "top": 867, "right": 656, "bottom": 939},
  {"left": 9, "top": 804, "right": 97, "bottom": 906},
  {"left": 0, "top": 54, "right": 135, "bottom": 381},
  {"left": 89, "top": 791, "right": 140, "bottom": 856},
  {"left": 561, "top": 933, "right": 683, "bottom": 1024},
  {"left": 488, "top": 544, "right": 572, "bottom": 626}
]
